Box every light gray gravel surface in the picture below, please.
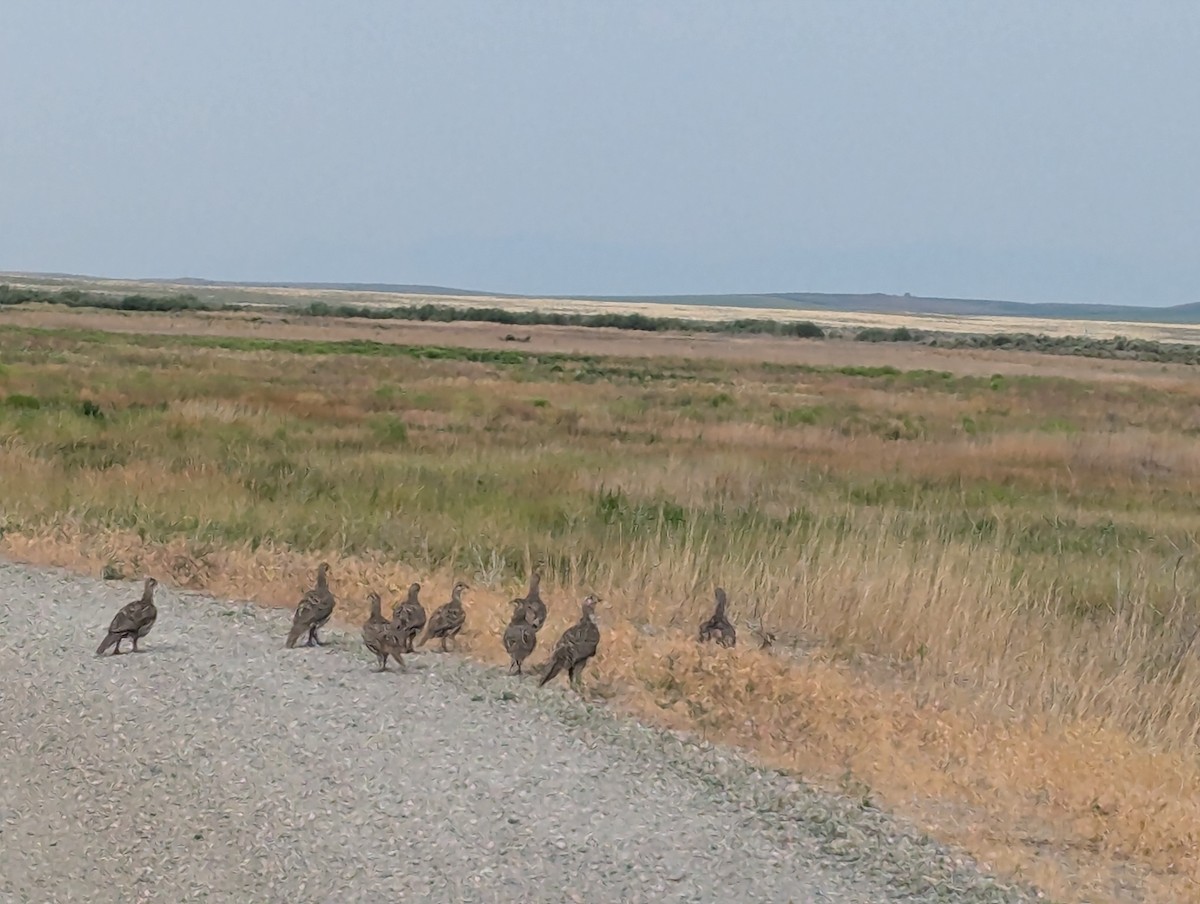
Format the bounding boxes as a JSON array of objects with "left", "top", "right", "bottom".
[{"left": 0, "top": 561, "right": 1040, "bottom": 904}]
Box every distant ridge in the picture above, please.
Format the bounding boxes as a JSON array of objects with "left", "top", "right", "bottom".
[
  {"left": 581, "top": 291, "right": 1200, "bottom": 324},
  {"left": 3, "top": 271, "right": 1198, "bottom": 324},
  {"left": 157, "top": 280, "right": 1200, "bottom": 323},
  {"left": 153, "top": 277, "right": 513, "bottom": 299}
]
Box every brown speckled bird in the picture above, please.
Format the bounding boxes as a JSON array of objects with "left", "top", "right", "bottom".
[
  {"left": 96, "top": 577, "right": 159, "bottom": 655},
  {"left": 418, "top": 581, "right": 468, "bottom": 652},
  {"left": 511, "top": 571, "right": 547, "bottom": 632},
  {"left": 390, "top": 581, "right": 425, "bottom": 653},
  {"left": 698, "top": 587, "right": 737, "bottom": 648},
  {"left": 538, "top": 595, "right": 601, "bottom": 691},
  {"left": 285, "top": 562, "right": 336, "bottom": 649},
  {"left": 503, "top": 600, "right": 538, "bottom": 675},
  {"left": 362, "top": 591, "right": 405, "bottom": 671}
]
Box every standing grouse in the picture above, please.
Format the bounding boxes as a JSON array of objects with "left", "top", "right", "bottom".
[
  {"left": 362, "top": 591, "right": 405, "bottom": 671},
  {"left": 511, "top": 571, "right": 547, "bottom": 632},
  {"left": 698, "top": 587, "right": 737, "bottom": 648},
  {"left": 539, "top": 595, "right": 601, "bottom": 691},
  {"left": 285, "top": 562, "right": 336, "bottom": 648},
  {"left": 96, "top": 577, "right": 159, "bottom": 655},
  {"left": 502, "top": 600, "right": 538, "bottom": 675},
  {"left": 418, "top": 581, "right": 468, "bottom": 652},
  {"left": 391, "top": 581, "right": 425, "bottom": 653}
]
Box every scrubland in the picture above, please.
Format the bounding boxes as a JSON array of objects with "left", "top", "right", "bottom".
[{"left": 2, "top": 317, "right": 1200, "bottom": 902}]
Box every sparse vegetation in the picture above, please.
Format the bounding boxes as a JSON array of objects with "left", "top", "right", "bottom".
[
  {"left": 10, "top": 281, "right": 1200, "bottom": 366},
  {"left": 1, "top": 283, "right": 827, "bottom": 339},
  {"left": 1, "top": 321, "right": 1199, "bottom": 901},
  {"left": 879, "top": 322, "right": 1200, "bottom": 365}
]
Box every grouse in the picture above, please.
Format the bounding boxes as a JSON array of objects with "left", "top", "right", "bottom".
[
  {"left": 698, "top": 587, "right": 737, "bottom": 648},
  {"left": 539, "top": 594, "right": 601, "bottom": 691},
  {"left": 362, "top": 591, "right": 405, "bottom": 671},
  {"left": 391, "top": 581, "right": 425, "bottom": 653},
  {"left": 511, "top": 571, "right": 547, "bottom": 632},
  {"left": 418, "top": 581, "right": 468, "bottom": 652},
  {"left": 502, "top": 600, "right": 538, "bottom": 675},
  {"left": 96, "top": 577, "right": 159, "bottom": 655},
  {"left": 285, "top": 562, "right": 336, "bottom": 648}
]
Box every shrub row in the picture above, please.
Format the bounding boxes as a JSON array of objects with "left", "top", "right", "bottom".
[
  {"left": 299, "top": 300, "right": 827, "bottom": 338},
  {"left": 0, "top": 284, "right": 223, "bottom": 312},
  {"left": 852, "top": 321, "right": 1200, "bottom": 366}
]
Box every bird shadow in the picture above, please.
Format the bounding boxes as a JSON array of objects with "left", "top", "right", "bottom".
[{"left": 96, "top": 642, "right": 186, "bottom": 656}]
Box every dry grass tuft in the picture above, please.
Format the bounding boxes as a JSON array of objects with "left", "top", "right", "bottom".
[{"left": 6, "top": 524, "right": 1200, "bottom": 903}]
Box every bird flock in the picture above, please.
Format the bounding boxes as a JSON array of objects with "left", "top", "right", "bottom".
[{"left": 95, "top": 565, "right": 741, "bottom": 691}]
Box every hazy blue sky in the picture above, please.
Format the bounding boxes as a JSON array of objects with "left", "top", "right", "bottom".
[{"left": 2, "top": 2, "right": 1197, "bottom": 304}]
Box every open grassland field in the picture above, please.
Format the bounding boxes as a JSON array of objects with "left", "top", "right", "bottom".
[
  {"left": 7, "top": 271, "right": 1200, "bottom": 342},
  {"left": 3, "top": 315, "right": 1200, "bottom": 902},
  {"left": 4, "top": 302, "right": 1200, "bottom": 387}
]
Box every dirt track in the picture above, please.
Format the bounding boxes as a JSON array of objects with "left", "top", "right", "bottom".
[{"left": 0, "top": 560, "right": 1033, "bottom": 903}]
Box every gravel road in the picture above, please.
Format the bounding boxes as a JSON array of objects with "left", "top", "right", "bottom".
[{"left": 0, "top": 561, "right": 1037, "bottom": 903}]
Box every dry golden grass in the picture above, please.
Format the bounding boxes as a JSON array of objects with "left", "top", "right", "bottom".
[
  {"left": 3, "top": 319, "right": 1200, "bottom": 901},
  {"left": 7, "top": 525, "right": 1200, "bottom": 903}
]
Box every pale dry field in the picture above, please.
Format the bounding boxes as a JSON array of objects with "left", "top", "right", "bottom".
[{"left": 6, "top": 270, "right": 1200, "bottom": 342}]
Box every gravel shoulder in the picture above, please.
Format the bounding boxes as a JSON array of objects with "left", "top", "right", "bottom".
[{"left": 0, "top": 561, "right": 1037, "bottom": 903}]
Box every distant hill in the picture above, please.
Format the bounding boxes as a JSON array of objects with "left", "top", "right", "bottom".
[
  {"left": 774, "top": 292, "right": 1200, "bottom": 323},
  {"left": 152, "top": 277, "right": 512, "bottom": 299},
  {"left": 4, "top": 271, "right": 1199, "bottom": 324},
  {"left": 581, "top": 292, "right": 1200, "bottom": 324}
]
